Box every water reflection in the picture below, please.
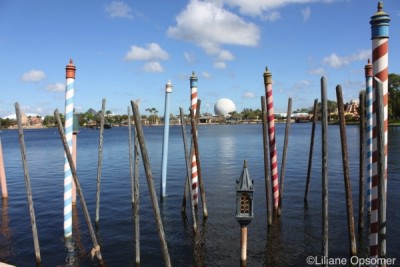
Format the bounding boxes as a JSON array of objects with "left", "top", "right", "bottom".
[{"left": 0, "top": 198, "right": 12, "bottom": 261}]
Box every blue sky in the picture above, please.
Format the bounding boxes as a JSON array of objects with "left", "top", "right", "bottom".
[{"left": 1, "top": 0, "right": 399, "bottom": 118}]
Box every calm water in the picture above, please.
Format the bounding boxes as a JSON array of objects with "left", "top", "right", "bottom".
[{"left": 0, "top": 123, "right": 399, "bottom": 266}]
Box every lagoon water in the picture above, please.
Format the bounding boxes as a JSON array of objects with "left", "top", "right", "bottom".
[{"left": 0, "top": 123, "right": 399, "bottom": 266}]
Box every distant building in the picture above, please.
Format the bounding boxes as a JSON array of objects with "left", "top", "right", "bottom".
[{"left": 214, "top": 98, "right": 236, "bottom": 117}]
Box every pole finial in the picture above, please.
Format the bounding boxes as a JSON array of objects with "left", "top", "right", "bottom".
[
  {"left": 66, "top": 59, "right": 76, "bottom": 79},
  {"left": 377, "top": 2, "right": 383, "bottom": 12}
]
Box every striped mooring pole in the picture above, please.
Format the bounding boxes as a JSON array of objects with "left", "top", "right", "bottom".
[
  {"left": 365, "top": 59, "right": 373, "bottom": 214},
  {"left": 263, "top": 67, "right": 279, "bottom": 211},
  {"left": 160, "top": 80, "right": 173, "bottom": 198},
  {"left": 190, "top": 72, "right": 199, "bottom": 207},
  {"left": 369, "top": 1, "right": 390, "bottom": 260},
  {"left": 64, "top": 59, "right": 76, "bottom": 238}
]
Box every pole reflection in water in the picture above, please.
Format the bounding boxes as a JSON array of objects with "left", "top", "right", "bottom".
[{"left": 0, "top": 198, "right": 12, "bottom": 261}]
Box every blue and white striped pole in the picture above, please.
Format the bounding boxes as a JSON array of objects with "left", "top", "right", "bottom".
[
  {"left": 365, "top": 59, "right": 373, "bottom": 213},
  {"left": 161, "top": 80, "right": 173, "bottom": 198},
  {"left": 64, "top": 59, "right": 76, "bottom": 237}
]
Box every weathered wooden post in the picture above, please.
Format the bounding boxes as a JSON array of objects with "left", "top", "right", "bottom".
[
  {"left": 278, "top": 98, "right": 292, "bottom": 216},
  {"left": 358, "top": 90, "right": 366, "bottom": 233},
  {"left": 64, "top": 59, "right": 76, "bottom": 238},
  {"left": 321, "top": 77, "right": 328, "bottom": 264},
  {"left": 15, "top": 102, "right": 41, "bottom": 264},
  {"left": 72, "top": 112, "right": 79, "bottom": 204},
  {"left": 128, "top": 107, "right": 134, "bottom": 205},
  {"left": 190, "top": 105, "right": 208, "bottom": 218},
  {"left": 190, "top": 71, "right": 199, "bottom": 207},
  {"left": 370, "top": 2, "right": 390, "bottom": 260},
  {"left": 263, "top": 67, "right": 279, "bottom": 211},
  {"left": 95, "top": 98, "right": 106, "bottom": 225},
  {"left": 261, "top": 96, "right": 272, "bottom": 226},
  {"left": 336, "top": 85, "right": 357, "bottom": 257},
  {"left": 133, "top": 101, "right": 141, "bottom": 265},
  {"left": 161, "top": 80, "right": 173, "bottom": 199},
  {"left": 365, "top": 59, "right": 373, "bottom": 214},
  {"left": 179, "top": 107, "right": 197, "bottom": 231},
  {"left": 236, "top": 160, "right": 254, "bottom": 267},
  {"left": 130, "top": 100, "right": 171, "bottom": 267},
  {"left": 375, "top": 78, "right": 387, "bottom": 260},
  {"left": 54, "top": 109, "right": 104, "bottom": 265},
  {"left": 304, "top": 99, "right": 318, "bottom": 203}
]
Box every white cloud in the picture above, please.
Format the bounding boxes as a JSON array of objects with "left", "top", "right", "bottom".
[
  {"left": 308, "top": 67, "right": 326, "bottom": 76},
  {"left": 105, "top": 1, "right": 133, "bottom": 19},
  {"left": 243, "top": 91, "right": 256, "bottom": 98},
  {"left": 184, "top": 51, "right": 196, "bottom": 63},
  {"left": 201, "top": 72, "right": 212, "bottom": 79},
  {"left": 167, "top": 0, "right": 259, "bottom": 68},
  {"left": 143, "top": 61, "right": 164, "bottom": 72},
  {"left": 214, "top": 61, "right": 227, "bottom": 69},
  {"left": 220, "top": 0, "right": 336, "bottom": 16},
  {"left": 124, "top": 43, "right": 169, "bottom": 61},
  {"left": 46, "top": 83, "right": 64, "bottom": 92},
  {"left": 21, "top": 69, "right": 46, "bottom": 82},
  {"left": 262, "top": 11, "right": 281, "bottom": 21},
  {"left": 301, "top": 7, "right": 311, "bottom": 21},
  {"left": 323, "top": 49, "right": 371, "bottom": 68}
]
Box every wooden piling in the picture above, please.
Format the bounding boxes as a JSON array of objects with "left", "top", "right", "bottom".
[
  {"left": 261, "top": 96, "right": 272, "bottom": 226},
  {"left": 336, "top": 85, "right": 357, "bottom": 257},
  {"left": 133, "top": 106, "right": 141, "bottom": 265},
  {"left": 358, "top": 90, "right": 366, "bottom": 233},
  {"left": 278, "top": 98, "right": 292, "bottom": 216},
  {"left": 190, "top": 104, "right": 208, "bottom": 219},
  {"left": 95, "top": 98, "right": 106, "bottom": 225},
  {"left": 54, "top": 109, "right": 104, "bottom": 264},
  {"left": 130, "top": 101, "right": 171, "bottom": 267},
  {"left": 15, "top": 102, "right": 41, "bottom": 264},
  {"left": 0, "top": 137, "right": 8, "bottom": 198},
  {"left": 375, "top": 77, "right": 387, "bottom": 259},
  {"left": 304, "top": 99, "right": 318, "bottom": 203},
  {"left": 240, "top": 226, "right": 248, "bottom": 266},
  {"left": 128, "top": 107, "right": 135, "bottom": 206},
  {"left": 179, "top": 107, "right": 197, "bottom": 231},
  {"left": 321, "top": 77, "right": 328, "bottom": 263}
]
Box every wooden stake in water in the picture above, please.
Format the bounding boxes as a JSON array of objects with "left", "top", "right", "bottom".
[
  {"left": 96, "top": 98, "right": 106, "bottom": 225},
  {"left": 133, "top": 101, "right": 141, "bottom": 265},
  {"left": 128, "top": 107, "right": 135, "bottom": 206},
  {"left": 179, "top": 107, "right": 197, "bottom": 231},
  {"left": 375, "top": 77, "right": 387, "bottom": 259},
  {"left": 54, "top": 109, "right": 104, "bottom": 264},
  {"left": 336, "top": 85, "right": 357, "bottom": 257},
  {"left": 304, "top": 98, "right": 318, "bottom": 203},
  {"left": 261, "top": 96, "right": 272, "bottom": 226},
  {"left": 130, "top": 101, "right": 171, "bottom": 267},
  {"left": 358, "top": 90, "right": 366, "bottom": 233},
  {"left": 190, "top": 105, "right": 208, "bottom": 219},
  {"left": 321, "top": 77, "right": 328, "bottom": 263},
  {"left": 15, "top": 102, "right": 41, "bottom": 264},
  {"left": 278, "top": 98, "right": 292, "bottom": 216}
]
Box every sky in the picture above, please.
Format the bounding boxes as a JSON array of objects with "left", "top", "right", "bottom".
[{"left": 0, "top": 0, "right": 399, "bottom": 118}]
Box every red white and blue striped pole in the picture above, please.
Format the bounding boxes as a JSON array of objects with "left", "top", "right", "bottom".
[
  {"left": 364, "top": 59, "right": 373, "bottom": 214},
  {"left": 369, "top": 2, "right": 390, "bottom": 260},
  {"left": 64, "top": 59, "right": 76, "bottom": 238},
  {"left": 190, "top": 72, "right": 199, "bottom": 207},
  {"left": 263, "top": 67, "right": 279, "bottom": 211}
]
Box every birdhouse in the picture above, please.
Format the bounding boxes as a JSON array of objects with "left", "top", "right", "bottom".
[{"left": 236, "top": 160, "right": 254, "bottom": 226}]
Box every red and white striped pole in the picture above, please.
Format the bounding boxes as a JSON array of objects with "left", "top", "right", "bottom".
[
  {"left": 263, "top": 67, "right": 279, "bottom": 211},
  {"left": 190, "top": 71, "right": 199, "bottom": 207},
  {"left": 369, "top": 1, "right": 390, "bottom": 260}
]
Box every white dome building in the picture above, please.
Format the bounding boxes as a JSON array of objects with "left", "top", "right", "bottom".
[{"left": 214, "top": 98, "right": 236, "bottom": 117}]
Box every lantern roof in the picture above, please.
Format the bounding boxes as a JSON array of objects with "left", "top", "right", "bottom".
[{"left": 236, "top": 160, "right": 253, "bottom": 191}]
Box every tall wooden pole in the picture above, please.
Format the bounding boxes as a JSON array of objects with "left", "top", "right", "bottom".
[
  {"left": 278, "top": 98, "right": 292, "bottom": 216},
  {"left": 358, "top": 90, "right": 366, "bottom": 233},
  {"left": 336, "top": 85, "right": 357, "bottom": 257},
  {"left": 130, "top": 101, "right": 171, "bottom": 267},
  {"left": 15, "top": 102, "right": 41, "bottom": 264},
  {"left": 321, "top": 77, "right": 328, "bottom": 264},
  {"left": 133, "top": 107, "right": 141, "bottom": 265},
  {"left": 261, "top": 96, "right": 272, "bottom": 226},
  {"left": 304, "top": 99, "right": 318, "bottom": 203},
  {"left": 128, "top": 107, "right": 134, "bottom": 206},
  {"left": 95, "top": 98, "right": 106, "bottom": 225},
  {"left": 0, "top": 137, "right": 8, "bottom": 198},
  {"left": 55, "top": 109, "right": 104, "bottom": 264}
]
